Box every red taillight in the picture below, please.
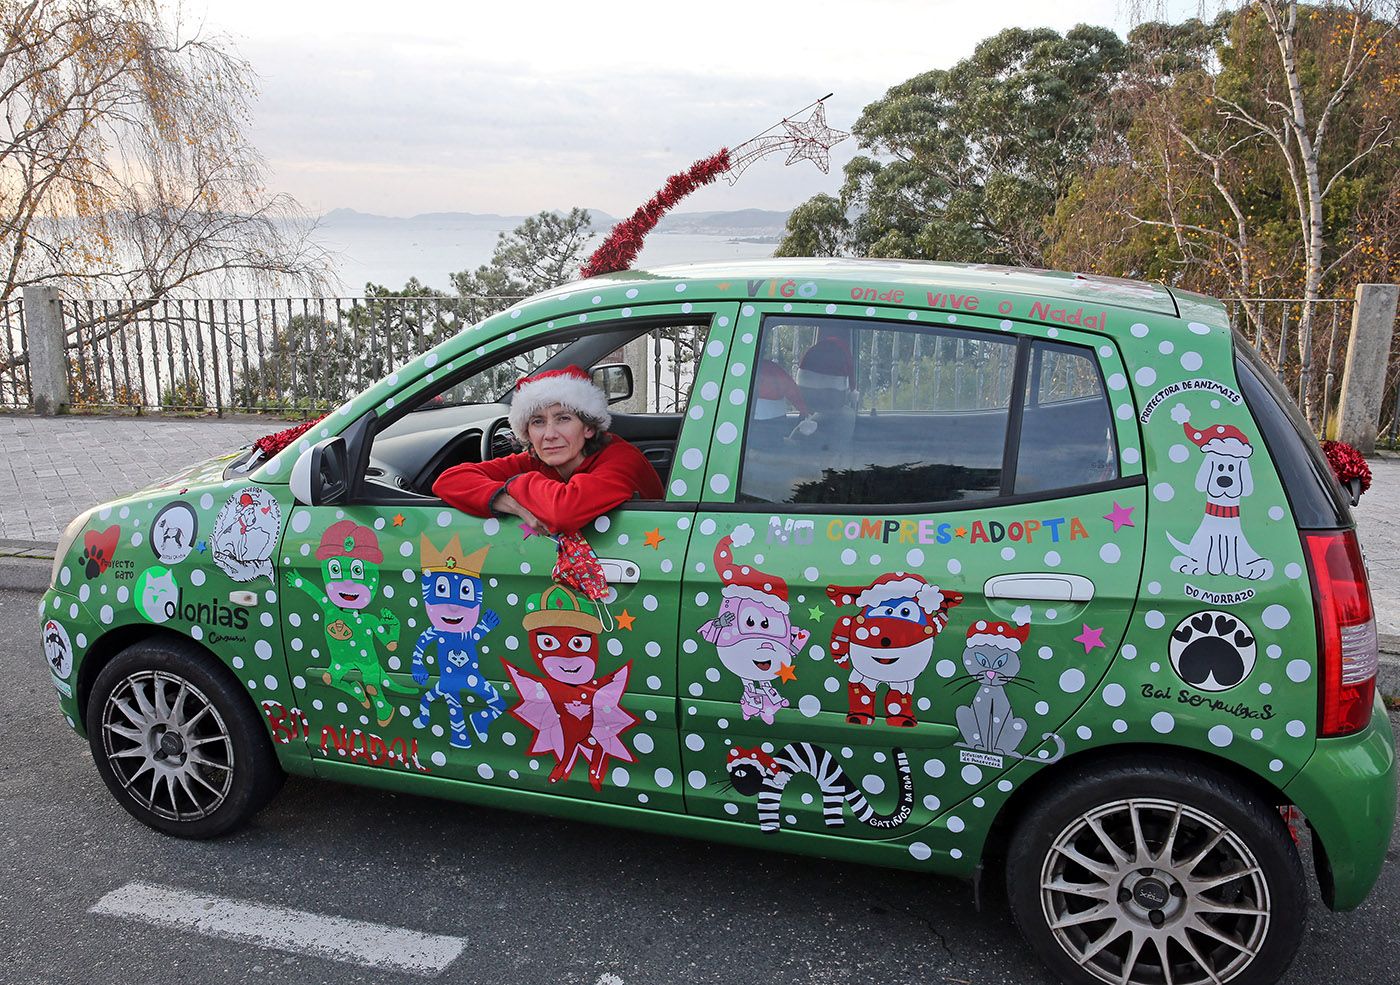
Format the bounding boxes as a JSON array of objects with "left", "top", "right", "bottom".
[{"left": 1303, "top": 530, "right": 1378, "bottom": 737}]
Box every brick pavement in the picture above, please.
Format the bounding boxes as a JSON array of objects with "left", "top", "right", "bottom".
[{"left": 0, "top": 415, "right": 1395, "bottom": 637}]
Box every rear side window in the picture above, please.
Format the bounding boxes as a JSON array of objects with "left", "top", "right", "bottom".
[
  {"left": 738, "top": 317, "right": 1017, "bottom": 505},
  {"left": 1234, "top": 342, "right": 1350, "bottom": 529},
  {"left": 1014, "top": 340, "right": 1118, "bottom": 494}
]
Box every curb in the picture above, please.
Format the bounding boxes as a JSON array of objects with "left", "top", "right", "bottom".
[{"left": 4, "top": 544, "right": 1398, "bottom": 697}]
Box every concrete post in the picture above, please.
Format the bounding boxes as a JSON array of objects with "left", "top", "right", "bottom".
[
  {"left": 22, "top": 286, "right": 69, "bottom": 415},
  {"left": 1334, "top": 284, "right": 1399, "bottom": 453},
  {"left": 614, "top": 334, "right": 650, "bottom": 414}
]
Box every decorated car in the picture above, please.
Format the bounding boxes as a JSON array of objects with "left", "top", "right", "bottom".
[{"left": 40, "top": 257, "right": 1395, "bottom": 985}]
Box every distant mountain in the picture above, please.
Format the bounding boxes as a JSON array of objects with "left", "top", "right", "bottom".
[{"left": 318, "top": 206, "right": 788, "bottom": 236}]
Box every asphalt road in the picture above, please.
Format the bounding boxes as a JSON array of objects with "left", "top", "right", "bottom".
[{"left": 4, "top": 587, "right": 1397, "bottom": 985}]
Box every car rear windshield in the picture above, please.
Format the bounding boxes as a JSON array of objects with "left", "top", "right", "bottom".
[{"left": 1234, "top": 339, "right": 1351, "bottom": 529}]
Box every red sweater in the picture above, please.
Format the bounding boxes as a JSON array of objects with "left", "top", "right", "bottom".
[{"left": 433, "top": 435, "right": 664, "bottom": 534}]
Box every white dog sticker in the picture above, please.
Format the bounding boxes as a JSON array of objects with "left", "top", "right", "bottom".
[{"left": 1167, "top": 420, "right": 1275, "bottom": 580}]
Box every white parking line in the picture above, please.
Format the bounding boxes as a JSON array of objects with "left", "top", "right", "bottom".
[{"left": 90, "top": 881, "right": 465, "bottom": 977}]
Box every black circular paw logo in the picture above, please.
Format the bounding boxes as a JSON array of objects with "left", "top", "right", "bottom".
[
  {"left": 79, "top": 543, "right": 108, "bottom": 578},
  {"left": 1169, "top": 610, "right": 1257, "bottom": 691}
]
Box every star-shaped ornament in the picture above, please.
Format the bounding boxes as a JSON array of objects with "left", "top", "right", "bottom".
[
  {"left": 644, "top": 528, "right": 665, "bottom": 549},
  {"left": 1103, "top": 502, "right": 1135, "bottom": 532},
  {"left": 807, "top": 604, "right": 825, "bottom": 621},
  {"left": 392, "top": 514, "right": 405, "bottom": 527},
  {"left": 520, "top": 523, "right": 540, "bottom": 539},
  {"left": 196, "top": 540, "right": 207, "bottom": 553},
  {"left": 616, "top": 609, "right": 636, "bottom": 631},
  {"left": 780, "top": 102, "right": 850, "bottom": 173},
  {"left": 955, "top": 527, "right": 968, "bottom": 538},
  {"left": 1074, "top": 624, "right": 1106, "bottom": 653},
  {"left": 776, "top": 662, "right": 797, "bottom": 683}
]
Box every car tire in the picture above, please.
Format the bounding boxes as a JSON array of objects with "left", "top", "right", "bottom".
[
  {"left": 86, "top": 638, "right": 285, "bottom": 839},
  {"left": 1005, "top": 757, "right": 1305, "bottom": 985}
]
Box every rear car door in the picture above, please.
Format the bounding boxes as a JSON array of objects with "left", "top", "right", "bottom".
[{"left": 677, "top": 298, "right": 1147, "bottom": 855}]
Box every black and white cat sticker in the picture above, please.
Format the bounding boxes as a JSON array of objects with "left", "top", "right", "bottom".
[{"left": 43, "top": 619, "right": 72, "bottom": 680}]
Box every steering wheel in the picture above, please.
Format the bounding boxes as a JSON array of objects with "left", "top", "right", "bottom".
[{"left": 483, "top": 417, "right": 518, "bottom": 460}]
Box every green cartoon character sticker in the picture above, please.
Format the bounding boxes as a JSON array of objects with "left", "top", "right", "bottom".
[{"left": 291, "top": 520, "right": 412, "bottom": 726}]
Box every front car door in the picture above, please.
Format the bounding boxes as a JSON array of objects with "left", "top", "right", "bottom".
[{"left": 677, "top": 296, "right": 1147, "bottom": 864}]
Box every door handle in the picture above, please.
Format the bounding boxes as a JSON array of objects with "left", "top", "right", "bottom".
[
  {"left": 598, "top": 557, "right": 641, "bottom": 584},
  {"left": 984, "top": 573, "right": 1095, "bottom": 603}
]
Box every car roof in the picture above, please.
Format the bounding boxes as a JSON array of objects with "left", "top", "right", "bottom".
[{"left": 555, "top": 257, "right": 1194, "bottom": 321}]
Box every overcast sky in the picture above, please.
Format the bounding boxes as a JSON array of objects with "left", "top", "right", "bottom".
[{"left": 194, "top": 0, "right": 1198, "bottom": 219}]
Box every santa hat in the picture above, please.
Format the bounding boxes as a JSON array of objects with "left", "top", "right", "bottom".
[
  {"left": 826, "top": 573, "right": 963, "bottom": 622},
  {"left": 1183, "top": 420, "right": 1253, "bottom": 459},
  {"left": 508, "top": 365, "right": 612, "bottom": 444},
  {"left": 714, "top": 523, "right": 789, "bottom": 614},
  {"left": 728, "top": 746, "right": 781, "bottom": 777},
  {"left": 795, "top": 336, "right": 854, "bottom": 391},
  {"left": 754, "top": 359, "right": 809, "bottom": 420},
  {"left": 316, "top": 519, "right": 383, "bottom": 563},
  {"left": 965, "top": 618, "right": 1031, "bottom": 651}
]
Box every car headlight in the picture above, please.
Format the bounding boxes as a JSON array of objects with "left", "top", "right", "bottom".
[{"left": 52, "top": 507, "right": 95, "bottom": 588}]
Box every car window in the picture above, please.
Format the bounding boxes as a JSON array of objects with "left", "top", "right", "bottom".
[
  {"left": 1014, "top": 339, "right": 1118, "bottom": 494},
  {"left": 737, "top": 316, "right": 1017, "bottom": 505}
]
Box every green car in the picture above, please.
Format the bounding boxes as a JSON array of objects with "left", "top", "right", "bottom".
[{"left": 41, "top": 259, "right": 1395, "bottom": 985}]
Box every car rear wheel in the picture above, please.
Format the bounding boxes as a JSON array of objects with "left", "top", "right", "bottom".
[
  {"left": 1005, "top": 759, "right": 1305, "bottom": 985},
  {"left": 86, "top": 638, "right": 285, "bottom": 839}
]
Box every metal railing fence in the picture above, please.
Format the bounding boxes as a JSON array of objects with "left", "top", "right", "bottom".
[{"left": 0, "top": 299, "right": 29, "bottom": 408}]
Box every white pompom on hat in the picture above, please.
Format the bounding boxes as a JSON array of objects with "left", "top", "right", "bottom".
[{"left": 508, "top": 365, "right": 612, "bottom": 444}]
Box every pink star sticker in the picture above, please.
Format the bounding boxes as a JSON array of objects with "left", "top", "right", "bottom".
[
  {"left": 1103, "top": 502, "right": 1135, "bottom": 532},
  {"left": 1074, "top": 624, "right": 1106, "bottom": 653},
  {"left": 519, "top": 523, "right": 539, "bottom": 539}
]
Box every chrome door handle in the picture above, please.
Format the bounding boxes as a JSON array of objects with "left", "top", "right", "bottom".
[
  {"left": 598, "top": 558, "right": 641, "bottom": 584},
  {"left": 984, "top": 573, "right": 1095, "bottom": 603}
]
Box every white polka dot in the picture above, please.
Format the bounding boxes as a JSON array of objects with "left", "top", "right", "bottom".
[
  {"left": 709, "top": 474, "right": 730, "bottom": 494},
  {"left": 1268, "top": 506, "right": 1285, "bottom": 521},
  {"left": 1286, "top": 719, "right": 1306, "bottom": 738},
  {"left": 947, "top": 559, "right": 962, "bottom": 575},
  {"left": 1284, "top": 562, "right": 1302, "bottom": 579},
  {"left": 1059, "top": 669, "right": 1085, "bottom": 693},
  {"left": 1188, "top": 321, "right": 1211, "bottom": 335},
  {"left": 1286, "top": 660, "right": 1312, "bottom": 682},
  {"left": 1134, "top": 367, "right": 1157, "bottom": 387},
  {"left": 1153, "top": 483, "right": 1174, "bottom": 502},
  {"left": 1144, "top": 610, "right": 1165, "bottom": 629},
  {"left": 716, "top": 422, "right": 738, "bottom": 445},
  {"left": 670, "top": 479, "right": 687, "bottom": 496},
  {"left": 908, "top": 842, "right": 932, "bottom": 861},
  {"left": 862, "top": 774, "right": 885, "bottom": 795},
  {"left": 1151, "top": 712, "right": 1175, "bottom": 733},
  {"left": 685, "top": 733, "right": 705, "bottom": 752},
  {"left": 477, "top": 763, "right": 494, "bottom": 780},
  {"left": 1000, "top": 547, "right": 1015, "bottom": 561},
  {"left": 798, "top": 694, "right": 821, "bottom": 718},
  {"left": 947, "top": 815, "right": 965, "bottom": 833},
  {"left": 431, "top": 751, "right": 446, "bottom": 767},
  {"left": 1158, "top": 340, "right": 1175, "bottom": 354},
  {"left": 1208, "top": 724, "right": 1233, "bottom": 747},
  {"left": 1130, "top": 323, "right": 1149, "bottom": 337},
  {"left": 840, "top": 548, "right": 857, "bottom": 565},
  {"left": 1044, "top": 551, "right": 1061, "bottom": 567},
  {"left": 961, "top": 764, "right": 982, "bottom": 785},
  {"left": 1102, "top": 683, "right": 1125, "bottom": 707},
  {"left": 291, "top": 512, "right": 311, "bottom": 533},
  {"left": 1262, "top": 605, "right": 1290, "bottom": 630},
  {"left": 1269, "top": 759, "right": 1284, "bottom": 772},
  {"left": 1107, "top": 373, "right": 1127, "bottom": 391},
  {"left": 686, "top": 770, "right": 706, "bottom": 790},
  {"left": 700, "top": 381, "right": 719, "bottom": 401},
  {"left": 1180, "top": 351, "right": 1203, "bottom": 372},
  {"left": 1169, "top": 444, "right": 1191, "bottom": 463},
  {"left": 1100, "top": 543, "right": 1121, "bottom": 564},
  {"left": 1035, "top": 700, "right": 1050, "bottom": 715},
  {"left": 255, "top": 639, "right": 273, "bottom": 660},
  {"left": 436, "top": 511, "right": 452, "bottom": 527},
  {"left": 1122, "top": 448, "right": 1140, "bottom": 465},
  {"left": 935, "top": 659, "right": 957, "bottom": 678}
]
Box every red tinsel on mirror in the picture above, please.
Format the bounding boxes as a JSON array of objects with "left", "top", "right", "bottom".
[
  {"left": 253, "top": 416, "right": 323, "bottom": 458},
  {"left": 1321, "top": 439, "right": 1372, "bottom": 494},
  {"left": 580, "top": 149, "right": 732, "bottom": 279}
]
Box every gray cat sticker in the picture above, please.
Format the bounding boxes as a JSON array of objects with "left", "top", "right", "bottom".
[{"left": 953, "top": 617, "right": 1064, "bottom": 766}]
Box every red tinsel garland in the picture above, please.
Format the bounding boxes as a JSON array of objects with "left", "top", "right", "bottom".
[
  {"left": 580, "top": 148, "right": 733, "bottom": 278},
  {"left": 1320, "top": 439, "right": 1372, "bottom": 494},
  {"left": 253, "top": 416, "right": 324, "bottom": 458}
]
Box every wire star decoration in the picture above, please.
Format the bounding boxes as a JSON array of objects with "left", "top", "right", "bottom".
[{"left": 726, "top": 97, "right": 850, "bottom": 183}]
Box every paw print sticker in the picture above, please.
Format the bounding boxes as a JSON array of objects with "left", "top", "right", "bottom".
[
  {"left": 80, "top": 524, "right": 120, "bottom": 578},
  {"left": 1169, "top": 610, "right": 1257, "bottom": 691}
]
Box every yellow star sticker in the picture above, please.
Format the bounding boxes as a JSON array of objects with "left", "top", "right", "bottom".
[
  {"left": 776, "top": 662, "right": 797, "bottom": 683},
  {"left": 616, "top": 609, "right": 636, "bottom": 631},
  {"left": 644, "top": 527, "right": 665, "bottom": 549},
  {"left": 392, "top": 514, "right": 405, "bottom": 527}
]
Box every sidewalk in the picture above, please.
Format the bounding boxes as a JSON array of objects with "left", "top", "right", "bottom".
[{"left": 2, "top": 415, "right": 1397, "bottom": 690}]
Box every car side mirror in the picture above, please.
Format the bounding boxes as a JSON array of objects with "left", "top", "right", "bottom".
[
  {"left": 591, "top": 363, "right": 633, "bottom": 404},
  {"left": 291, "top": 436, "right": 350, "bottom": 507}
]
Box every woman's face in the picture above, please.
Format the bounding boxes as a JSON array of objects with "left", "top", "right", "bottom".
[{"left": 528, "top": 403, "right": 596, "bottom": 473}]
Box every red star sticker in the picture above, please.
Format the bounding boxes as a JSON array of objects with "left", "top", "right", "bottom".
[
  {"left": 644, "top": 527, "right": 665, "bottom": 549},
  {"left": 392, "top": 514, "right": 405, "bottom": 527},
  {"left": 616, "top": 609, "right": 636, "bottom": 631}
]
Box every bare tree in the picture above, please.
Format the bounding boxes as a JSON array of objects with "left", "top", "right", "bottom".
[{"left": 0, "top": 0, "right": 329, "bottom": 368}]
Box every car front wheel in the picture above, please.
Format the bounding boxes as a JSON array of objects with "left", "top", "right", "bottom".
[
  {"left": 86, "top": 639, "right": 284, "bottom": 838},
  {"left": 1005, "top": 759, "right": 1306, "bottom": 985}
]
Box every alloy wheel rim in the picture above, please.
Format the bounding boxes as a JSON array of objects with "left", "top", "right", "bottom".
[
  {"left": 1039, "top": 797, "right": 1272, "bottom": 985},
  {"left": 100, "top": 670, "right": 235, "bottom": 822}
]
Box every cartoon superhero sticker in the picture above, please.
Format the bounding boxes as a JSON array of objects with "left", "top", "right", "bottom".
[
  {"left": 1169, "top": 610, "right": 1257, "bottom": 691},
  {"left": 825, "top": 573, "right": 962, "bottom": 726},
  {"left": 724, "top": 743, "right": 913, "bottom": 833},
  {"left": 80, "top": 524, "right": 120, "bottom": 578},
  {"left": 151, "top": 502, "right": 198, "bottom": 565},
  {"left": 1167, "top": 418, "right": 1275, "bottom": 581},
  {"left": 43, "top": 619, "right": 72, "bottom": 679},
  {"left": 698, "top": 524, "right": 808, "bottom": 725},
  {"left": 410, "top": 536, "right": 503, "bottom": 749},
  {"left": 504, "top": 585, "right": 637, "bottom": 791},
  {"left": 953, "top": 618, "right": 1064, "bottom": 765},
  {"left": 212, "top": 486, "right": 282, "bottom": 581},
  {"left": 290, "top": 520, "right": 412, "bottom": 727}
]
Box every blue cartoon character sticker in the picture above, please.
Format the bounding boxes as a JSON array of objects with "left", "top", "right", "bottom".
[{"left": 411, "top": 536, "right": 502, "bottom": 749}]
